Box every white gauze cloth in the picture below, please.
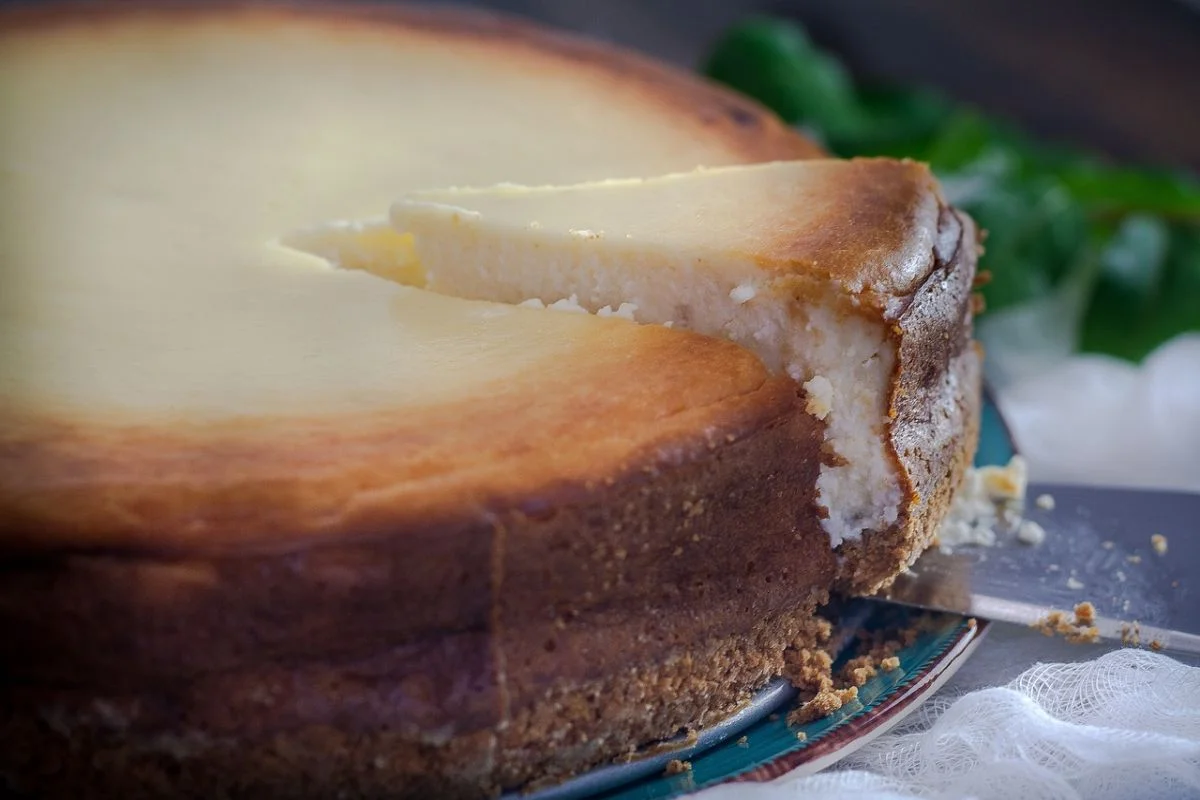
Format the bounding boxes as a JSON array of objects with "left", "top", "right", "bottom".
[{"left": 696, "top": 649, "right": 1200, "bottom": 800}]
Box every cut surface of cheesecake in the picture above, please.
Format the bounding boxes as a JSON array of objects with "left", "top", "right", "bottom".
[
  {"left": 0, "top": 3, "right": 977, "bottom": 799},
  {"left": 386, "top": 159, "right": 982, "bottom": 585}
]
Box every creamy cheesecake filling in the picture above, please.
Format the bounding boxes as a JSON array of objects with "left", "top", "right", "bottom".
[{"left": 283, "top": 211, "right": 901, "bottom": 548}]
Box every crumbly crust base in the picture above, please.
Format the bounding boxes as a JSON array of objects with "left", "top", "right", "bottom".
[{"left": 2, "top": 612, "right": 832, "bottom": 799}]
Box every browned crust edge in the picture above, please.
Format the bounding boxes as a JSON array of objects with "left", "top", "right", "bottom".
[
  {"left": 0, "top": 327, "right": 796, "bottom": 557},
  {"left": 837, "top": 207, "right": 983, "bottom": 593}
]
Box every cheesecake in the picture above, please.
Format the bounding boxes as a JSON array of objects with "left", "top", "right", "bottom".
[
  {"left": 385, "top": 159, "right": 981, "bottom": 592},
  {"left": 0, "top": 3, "right": 979, "bottom": 798}
]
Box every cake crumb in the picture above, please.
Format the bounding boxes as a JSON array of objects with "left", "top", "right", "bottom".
[
  {"left": 795, "top": 731, "right": 807, "bottom": 742},
  {"left": 1035, "top": 493, "right": 1056, "bottom": 510},
  {"left": 1031, "top": 603, "right": 1099, "bottom": 644},
  {"left": 1151, "top": 534, "right": 1168, "bottom": 555},
  {"left": 979, "top": 456, "right": 1028, "bottom": 501},
  {"left": 596, "top": 302, "right": 639, "bottom": 321},
  {"left": 1126, "top": 554, "right": 1142, "bottom": 564},
  {"left": 1066, "top": 576, "right": 1085, "bottom": 590},
  {"left": 547, "top": 294, "right": 590, "bottom": 314},
  {"left": 1033, "top": 611, "right": 1066, "bottom": 637},
  {"left": 1120, "top": 621, "right": 1141, "bottom": 647},
  {"left": 802, "top": 375, "right": 833, "bottom": 421},
  {"left": 736, "top": 735, "right": 749, "bottom": 748},
  {"left": 788, "top": 685, "right": 858, "bottom": 726},
  {"left": 839, "top": 655, "right": 877, "bottom": 687},
  {"left": 1066, "top": 626, "right": 1100, "bottom": 644},
  {"left": 1017, "top": 519, "right": 1046, "bottom": 546},
  {"left": 664, "top": 759, "right": 691, "bottom": 776},
  {"left": 1149, "top": 639, "right": 1163, "bottom": 652},
  {"left": 729, "top": 283, "right": 757, "bottom": 304},
  {"left": 783, "top": 614, "right": 922, "bottom": 728},
  {"left": 937, "top": 456, "right": 1030, "bottom": 551}
]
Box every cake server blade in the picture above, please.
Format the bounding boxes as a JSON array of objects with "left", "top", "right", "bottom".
[{"left": 874, "top": 483, "right": 1200, "bottom": 656}]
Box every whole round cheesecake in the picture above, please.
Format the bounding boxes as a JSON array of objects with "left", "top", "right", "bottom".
[{"left": 0, "top": 3, "right": 980, "bottom": 798}]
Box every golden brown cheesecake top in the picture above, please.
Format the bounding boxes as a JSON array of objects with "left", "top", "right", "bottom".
[{"left": 0, "top": 3, "right": 820, "bottom": 553}]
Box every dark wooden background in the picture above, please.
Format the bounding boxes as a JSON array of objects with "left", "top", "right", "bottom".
[{"left": 439, "top": 0, "right": 1200, "bottom": 172}]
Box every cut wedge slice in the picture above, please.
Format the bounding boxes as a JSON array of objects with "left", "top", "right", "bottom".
[{"left": 388, "top": 158, "right": 982, "bottom": 589}]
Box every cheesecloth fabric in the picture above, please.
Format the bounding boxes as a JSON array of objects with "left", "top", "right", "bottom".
[
  {"left": 695, "top": 333, "right": 1200, "bottom": 800},
  {"left": 698, "top": 647, "right": 1200, "bottom": 800}
]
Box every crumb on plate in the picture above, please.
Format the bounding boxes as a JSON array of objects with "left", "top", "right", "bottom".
[
  {"left": 1017, "top": 519, "right": 1047, "bottom": 545},
  {"left": 1031, "top": 603, "right": 1099, "bottom": 644}
]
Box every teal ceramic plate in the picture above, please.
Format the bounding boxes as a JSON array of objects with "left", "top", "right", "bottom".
[{"left": 515, "top": 390, "right": 1013, "bottom": 800}]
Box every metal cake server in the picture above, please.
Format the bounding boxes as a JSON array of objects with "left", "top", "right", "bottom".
[{"left": 877, "top": 482, "right": 1200, "bottom": 655}]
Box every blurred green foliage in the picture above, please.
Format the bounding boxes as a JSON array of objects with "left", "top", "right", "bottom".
[{"left": 705, "top": 17, "right": 1200, "bottom": 361}]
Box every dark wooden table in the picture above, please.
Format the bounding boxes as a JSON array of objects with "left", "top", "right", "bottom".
[{"left": 441, "top": 0, "right": 1200, "bottom": 172}]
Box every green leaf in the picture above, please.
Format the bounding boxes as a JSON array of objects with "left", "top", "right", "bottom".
[
  {"left": 962, "top": 182, "right": 1061, "bottom": 311},
  {"left": 1099, "top": 214, "right": 1171, "bottom": 302},
  {"left": 935, "top": 140, "right": 1090, "bottom": 313},
  {"left": 703, "top": 17, "right": 861, "bottom": 137},
  {"left": 1057, "top": 164, "right": 1200, "bottom": 221},
  {"left": 826, "top": 86, "right": 954, "bottom": 157},
  {"left": 923, "top": 111, "right": 1010, "bottom": 173},
  {"left": 1080, "top": 218, "right": 1197, "bottom": 361}
]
